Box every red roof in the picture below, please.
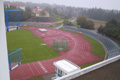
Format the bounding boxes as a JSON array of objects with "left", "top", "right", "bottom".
[{"left": 32, "top": 8, "right": 49, "bottom": 14}]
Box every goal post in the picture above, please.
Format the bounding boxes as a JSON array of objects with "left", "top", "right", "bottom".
[
  {"left": 8, "top": 48, "right": 22, "bottom": 71},
  {"left": 5, "top": 10, "right": 21, "bottom": 32}
]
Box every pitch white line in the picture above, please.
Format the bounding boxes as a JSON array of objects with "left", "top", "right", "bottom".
[{"left": 38, "top": 62, "right": 48, "bottom": 73}]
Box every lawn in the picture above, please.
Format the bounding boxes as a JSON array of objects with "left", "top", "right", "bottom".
[
  {"left": 91, "top": 19, "right": 106, "bottom": 24},
  {"left": 80, "top": 61, "right": 101, "bottom": 69},
  {"left": 60, "top": 28, "right": 79, "bottom": 34},
  {"left": 55, "top": 22, "right": 63, "bottom": 27},
  {"left": 28, "top": 77, "right": 44, "bottom": 80},
  {"left": 60, "top": 28, "right": 105, "bottom": 58},
  {"left": 81, "top": 35, "right": 105, "bottom": 58},
  {"left": 7, "top": 29, "right": 60, "bottom": 64},
  {"left": 56, "top": 16, "right": 63, "bottom": 21}
]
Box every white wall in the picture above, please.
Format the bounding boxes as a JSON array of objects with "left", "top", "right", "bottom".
[
  {"left": 0, "top": 0, "right": 10, "bottom": 80},
  {"left": 19, "top": 6, "right": 25, "bottom": 11}
]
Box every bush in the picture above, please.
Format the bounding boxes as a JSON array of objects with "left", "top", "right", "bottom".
[
  {"left": 49, "top": 25, "right": 54, "bottom": 28},
  {"left": 77, "top": 16, "right": 95, "bottom": 29},
  {"left": 63, "top": 20, "right": 73, "bottom": 26}
]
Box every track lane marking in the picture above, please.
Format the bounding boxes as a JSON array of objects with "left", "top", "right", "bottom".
[
  {"left": 38, "top": 62, "right": 48, "bottom": 73},
  {"left": 27, "top": 63, "right": 35, "bottom": 75},
  {"left": 32, "top": 63, "right": 40, "bottom": 74}
]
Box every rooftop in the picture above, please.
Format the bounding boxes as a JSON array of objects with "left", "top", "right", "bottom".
[{"left": 54, "top": 59, "right": 80, "bottom": 74}]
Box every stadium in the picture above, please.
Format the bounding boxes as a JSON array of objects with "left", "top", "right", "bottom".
[{"left": 1, "top": 0, "right": 120, "bottom": 80}]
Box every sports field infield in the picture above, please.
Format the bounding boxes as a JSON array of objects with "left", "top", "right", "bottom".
[{"left": 7, "top": 29, "right": 60, "bottom": 64}]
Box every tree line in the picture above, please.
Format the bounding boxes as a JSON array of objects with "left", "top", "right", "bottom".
[
  {"left": 4, "top": 5, "right": 35, "bottom": 21},
  {"left": 98, "top": 19, "right": 120, "bottom": 41},
  {"left": 4, "top": 1, "right": 120, "bottom": 21}
]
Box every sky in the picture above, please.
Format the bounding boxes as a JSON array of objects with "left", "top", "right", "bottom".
[{"left": 4, "top": 0, "right": 120, "bottom": 10}]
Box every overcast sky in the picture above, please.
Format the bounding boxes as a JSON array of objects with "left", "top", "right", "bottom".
[{"left": 4, "top": 0, "right": 120, "bottom": 10}]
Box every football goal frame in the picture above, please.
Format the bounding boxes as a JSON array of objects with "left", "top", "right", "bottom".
[
  {"left": 5, "top": 10, "right": 21, "bottom": 32},
  {"left": 8, "top": 48, "right": 22, "bottom": 71}
]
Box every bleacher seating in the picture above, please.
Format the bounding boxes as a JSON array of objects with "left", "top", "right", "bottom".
[{"left": 63, "top": 25, "right": 120, "bottom": 59}]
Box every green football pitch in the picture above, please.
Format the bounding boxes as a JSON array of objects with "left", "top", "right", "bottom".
[{"left": 7, "top": 29, "right": 60, "bottom": 64}]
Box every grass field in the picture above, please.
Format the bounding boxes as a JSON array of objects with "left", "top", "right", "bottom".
[
  {"left": 60, "top": 28, "right": 105, "bottom": 58},
  {"left": 56, "top": 16, "right": 63, "bottom": 21},
  {"left": 91, "top": 19, "right": 106, "bottom": 24},
  {"left": 7, "top": 29, "right": 60, "bottom": 64},
  {"left": 81, "top": 35, "right": 105, "bottom": 58},
  {"left": 71, "top": 19, "right": 106, "bottom": 28},
  {"left": 55, "top": 22, "right": 63, "bottom": 27},
  {"left": 80, "top": 61, "right": 101, "bottom": 69},
  {"left": 28, "top": 77, "right": 44, "bottom": 80},
  {"left": 60, "top": 28, "right": 79, "bottom": 34}
]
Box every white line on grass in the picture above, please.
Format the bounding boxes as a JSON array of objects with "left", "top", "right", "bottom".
[{"left": 22, "top": 29, "right": 54, "bottom": 57}]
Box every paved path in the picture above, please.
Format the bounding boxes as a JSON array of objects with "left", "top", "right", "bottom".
[
  {"left": 10, "top": 27, "right": 103, "bottom": 80},
  {"left": 55, "top": 18, "right": 76, "bottom": 29},
  {"left": 55, "top": 24, "right": 64, "bottom": 29}
]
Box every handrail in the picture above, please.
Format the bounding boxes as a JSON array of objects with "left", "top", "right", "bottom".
[{"left": 55, "top": 55, "right": 120, "bottom": 80}]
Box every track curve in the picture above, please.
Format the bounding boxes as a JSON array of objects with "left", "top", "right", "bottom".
[{"left": 10, "top": 27, "right": 103, "bottom": 80}]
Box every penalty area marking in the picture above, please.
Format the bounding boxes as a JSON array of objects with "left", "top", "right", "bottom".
[{"left": 38, "top": 62, "right": 48, "bottom": 73}]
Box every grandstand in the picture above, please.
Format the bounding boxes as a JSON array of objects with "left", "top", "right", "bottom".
[
  {"left": 53, "top": 26, "right": 120, "bottom": 80},
  {"left": 63, "top": 25, "right": 120, "bottom": 59}
]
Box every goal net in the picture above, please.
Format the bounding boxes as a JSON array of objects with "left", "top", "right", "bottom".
[{"left": 53, "top": 39, "right": 69, "bottom": 52}]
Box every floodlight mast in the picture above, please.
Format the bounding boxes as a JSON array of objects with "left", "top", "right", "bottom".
[{"left": 0, "top": 0, "right": 10, "bottom": 80}]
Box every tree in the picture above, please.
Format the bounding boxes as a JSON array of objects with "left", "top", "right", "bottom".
[
  {"left": 4, "top": 1, "right": 120, "bottom": 21},
  {"left": 98, "top": 25, "right": 104, "bottom": 33},
  {"left": 98, "top": 19, "right": 120, "bottom": 41},
  {"left": 53, "top": 8, "right": 58, "bottom": 15},
  {"left": 25, "top": 7, "right": 32, "bottom": 12},
  {"left": 77, "top": 16, "right": 94, "bottom": 29},
  {"left": 40, "top": 10, "right": 46, "bottom": 16},
  {"left": 86, "top": 20, "right": 95, "bottom": 29},
  {"left": 108, "top": 19, "right": 118, "bottom": 26},
  {"left": 21, "top": 10, "right": 32, "bottom": 21},
  {"left": 63, "top": 20, "right": 73, "bottom": 26},
  {"left": 77, "top": 16, "right": 87, "bottom": 28}
]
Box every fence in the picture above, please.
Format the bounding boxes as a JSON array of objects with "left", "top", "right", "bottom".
[
  {"left": 53, "top": 39, "right": 69, "bottom": 52},
  {"left": 55, "top": 55, "right": 120, "bottom": 80},
  {"left": 21, "top": 22, "right": 50, "bottom": 27},
  {"left": 8, "top": 48, "right": 22, "bottom": 71}
]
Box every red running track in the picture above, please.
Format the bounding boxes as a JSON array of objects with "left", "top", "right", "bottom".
[{"left": 10, "top": 27, "right": 103, "bottom": 80}]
